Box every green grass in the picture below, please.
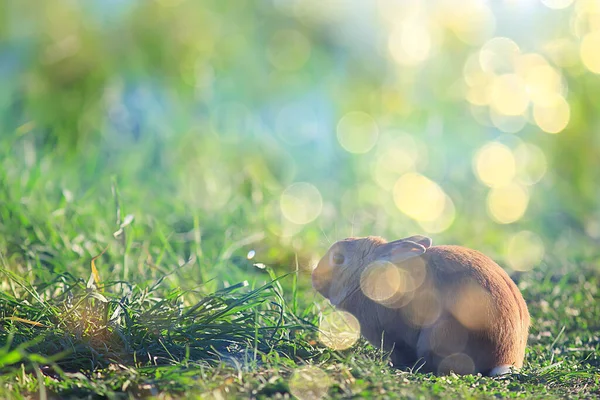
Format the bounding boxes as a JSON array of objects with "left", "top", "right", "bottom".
[
  {"left": 0, "top": 137, "right": 599, "bottom": 400},
  {"left": 2, "top": 2, "right": 600, "bottom": 397}
]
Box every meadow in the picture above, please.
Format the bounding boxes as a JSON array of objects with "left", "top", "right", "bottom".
[{"left": 1, "top": 0, "right": 599, "bottom": 398}]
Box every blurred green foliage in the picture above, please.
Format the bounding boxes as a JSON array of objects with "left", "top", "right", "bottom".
[{"left": 1, "top": 0, "right": 599, "bottom": 285}]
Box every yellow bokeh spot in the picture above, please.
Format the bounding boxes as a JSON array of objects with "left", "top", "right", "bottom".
[
  {"left": 474, "top": 142, "right": 516, "bottom": 188},
  {"left": 318, "top": 310, "right": 361, "bottom": 350},
  {"left": 487, "top": 183, "right": 529, "bottom": 224},
  {"left": 388, "top": 20, "right": 432, "bottom": 66},
  {"left": 418, "top": 194, "right": 456, "bottom": 234},
  {"left": 544, "top": 39, "right": 579, "bottom": 68},
  {"left": 466, "top": 85, "right": 491, "bottom": 106},
  {"left": 580, "top": 31, "right": 600, "bottom": 74},
  {"left": 360, "top": 261, "right": 409, "bottom": 305},
  {"left": 403, "top": 290, "right": 442, "bottom": 327},
  {"left": 451, "top": 282, "right": 495, "bottom": 330},
  {"left": 438, "top": 0, "right": 496, "bottom": 45},
  {"left": 514, "top": 143, "right": 548, "bottom": 185},
  {"left": 463, "top": 53, "right": 494, "bottom": 88},
  {"left": 336, "top": 111, "right": 379, "bottom": 154},
  {"left": 479, "top": 37, "right": 520, "bottom": 75},
  {"left": 267, "top": 29, "right": 311, "bottom": 71},
  {"left": 490, "top": 74, "right": 529, "bottom": 116},
  {"left": 505, "top": 230, "right": 545, "bottom": 271},
  {"left": 518, "top": 57, "right": 564, "bottom": 106},
  {"left": 372, "top": 140, "right": 418, "bottom": 190},
  {"left": 280, "top": 182, "right": 323, "bottom": 225},
  {"left": 533, "top": 95, "right": 570, "bottom": 134},
  {"left": 289, "top": 366, "right": 331, "bottom": 400},
  {"left": 541, "top": 0, "right": 574, "bottom": 10},
  {"left": 393, "top": 173, "right": 446, "bottom": 222},
  {"left": 514, "top": 52, "right": 548, "bottom": 76}
]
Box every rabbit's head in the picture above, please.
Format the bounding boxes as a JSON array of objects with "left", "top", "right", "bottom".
[{"left": 312, "top": 235, "right": 432, "bottom": 308}]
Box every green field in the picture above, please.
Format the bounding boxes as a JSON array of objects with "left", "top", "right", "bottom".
[{"left": 1, "top": 1, "right": 599, "bottom": 399}]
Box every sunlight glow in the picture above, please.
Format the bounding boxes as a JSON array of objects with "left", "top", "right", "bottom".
[
  {"left": 388, "top": 19, "right": 432, "bottom": 66},
  {"left": 336, "top": 111, "right": 379, "bottom": 154},
  {"left": 465, "top": 35, "right": 571, "bottom": 133},
  {"left": 474, "top": 142, "right": 516, "bottom": 188},
  {"left": 318, "top": 310, "right": 361, "bottom": 350},
  {"left": 402, "top": 290, "right": 442, "bottom": 327},
  {"left": 580, "top": 31, "right": 600, "bottom": 74},
  {"left": 490, "top": 74, "right": 529, "bottom": 116},
  {"left": 520, "top": 62, "right": 564, "bottom": 107},
  {"left": 437, "top": 0, "right": 496, "bottom": 45},
  {"left": 373, "top": 143, "right": 417, "bottom": 190},
  {"left": 393, "top": 173, "right": 446, "bottom": 222},
  {"left": 450, "top": 282, "right": 494, "bottom": 330},
  {"left": 514, "top": 143, "right": 548, "bottom": 185},
  {"left": 489, "top": 109, "right": 527, "bottom": 133},
  {"left": 289, "top": 366, "right": 331, "bottom": 400},
  {"left": 479, "top": 37, "right": 520, "bottom": 75},
  {"left": 417, "top": 194, "right": 456, "bottom": 233},
  {"left": 280, "top": 182, "right": 323, "bottom": 225},
  {"left": 486, "top": 183, "right": 529, "bottom": 224},
  {"left": 533, "top": 94, "right": 570, "bottom": 134},
  {"left": 360, "top": 261, "right": 408, "bottom": 304}
]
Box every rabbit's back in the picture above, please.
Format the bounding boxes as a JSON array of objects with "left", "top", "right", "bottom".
[{"left": 418, "top": 245, "right": 529, "bottom": 371}]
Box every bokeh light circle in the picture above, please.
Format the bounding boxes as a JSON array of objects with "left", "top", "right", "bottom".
[
  {"left": 514, "top": 143, "right": 548, "bottom": 185},
  {"left": 533, "top": 95, "right": 570, "bottom": 134},
  {"left": 580, "top": 31, "right": 600, "bottom": 74},
  {"left": 489, "top": 109, "right": 527, "bottom": 133},
  {"left": 289, "top": 366, "right": 331, "bottom": 400},
  {"left": 474, "top": 142, "right": 516, "bottom": 188},
  {"left": 486, "top": 183, "right": 529, "bottom": 224},
  {"left": 336, "top": 111, "right": 379, "bottom": 154},
  {"left": 388, "top": 20, "right": 432, "bottom": 65},
  {"left": 318, "top": 310, "right": 361, "bottom": 350},
  {"left": 439, "top": 0, "right": 496, "bottom": 45},
  {"left": 522, "top": 63, "right": 564, "bottom": 107},
  {"left": 479, "top": 37, "right": 520, "bottom": 75},
  {"left": 360, "top": 261, "right": 407, "bottom": 304},
  {"left": 280, "top": 182, "right": 323, "bottom": 225},
  {"left": 417, "top": 194, "right": 456, "bottom": 233},
  {"left": 373, "top": 143, "right": 418, "bottom": 190},
  {"left": 489, "top": 74, "right": 529, "bottom": 116},
  {"left": 403, "top": 290, "right": 442, "bottom": 327},
  {"left": 505, "top": 230, "right": 545, "bottom": 271},
  {"left": 393, "top": 173, "right": 446, "bottom": 222}
]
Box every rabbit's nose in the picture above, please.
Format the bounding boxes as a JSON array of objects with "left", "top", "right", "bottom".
[{"left": 311, "top": 266, "right": 332, "bottom": 296}]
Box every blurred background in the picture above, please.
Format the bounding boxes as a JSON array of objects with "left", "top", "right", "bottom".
[{"left": 1, "top": 0, "right": 599, "bottom": 292}]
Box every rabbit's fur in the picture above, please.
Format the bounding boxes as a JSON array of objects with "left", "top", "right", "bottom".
[{"left": 311, "top": 235, "right": 529, "bottom": 376}]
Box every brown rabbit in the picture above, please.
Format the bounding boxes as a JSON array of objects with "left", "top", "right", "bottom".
[{"left": 311, "top": 235, "right": 529, "bottom": 376}]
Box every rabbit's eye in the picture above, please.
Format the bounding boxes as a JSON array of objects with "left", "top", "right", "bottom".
[{"left": 331, "top": 253, "right": 345, "bottom": 265}]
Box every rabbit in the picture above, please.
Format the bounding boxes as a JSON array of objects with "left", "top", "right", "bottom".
[{"left": 311, "top": 235, "right": 529, "bottom": 376}]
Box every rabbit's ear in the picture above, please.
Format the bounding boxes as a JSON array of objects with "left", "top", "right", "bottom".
[
  {"left": 401, "top": 235, "right": 432, "bottom": 249},
  {"left": 375, "top": 240, "right": 427, "bottom": 265}
]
